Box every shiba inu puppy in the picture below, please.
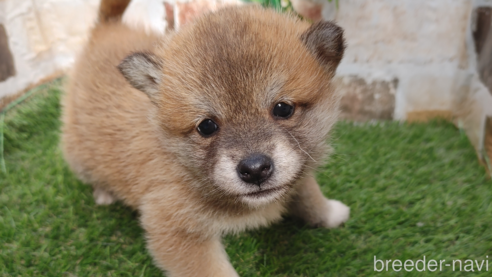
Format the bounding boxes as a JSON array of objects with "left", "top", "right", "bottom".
[{"left": 61, "top": 0, "right": 349, "bottom": 276}]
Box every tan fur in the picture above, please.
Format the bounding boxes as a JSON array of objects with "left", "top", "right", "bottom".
[{"left": 62, "top": 1, "right": 349, "bottom": 276}]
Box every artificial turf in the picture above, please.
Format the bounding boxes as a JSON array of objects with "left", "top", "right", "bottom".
[{"left": 1, "top": 80, "right": 491, "bottom": 276}]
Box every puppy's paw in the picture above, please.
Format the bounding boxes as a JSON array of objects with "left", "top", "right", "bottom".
[
  {"left": 93, "top": 187, "right": 116, "bottom": 205},
  {"left": 322, "top": 199, "right": 350, "bottom": 229}
]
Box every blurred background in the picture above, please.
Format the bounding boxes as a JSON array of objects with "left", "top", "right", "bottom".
[{"left": 1, "top": 0, "right": 491, "bottom": 172}]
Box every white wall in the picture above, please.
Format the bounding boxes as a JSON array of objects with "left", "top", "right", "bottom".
[
  {"left": 0, "top": 0, "right": 99, "bottom": 100},
  {"left": 328, "top": 0, "right": 492, "bottom": 157}
]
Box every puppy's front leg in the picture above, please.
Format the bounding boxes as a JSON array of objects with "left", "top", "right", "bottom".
[
  {"left": 140, "top": 201, "right": 238, "bottom": 277},
  {"left": 145, "top": 230, "right": 238, "bottom": 277},
  {"left": 289, "top": 174, "right": 350, "bottom": 228}
]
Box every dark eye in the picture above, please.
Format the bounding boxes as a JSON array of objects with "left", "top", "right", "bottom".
[
  {"left": 197, "top": 119, "right": 219, "bottom": 137},
  {"left": 272, "top": 102, "right": 294, "bottom": 119}
]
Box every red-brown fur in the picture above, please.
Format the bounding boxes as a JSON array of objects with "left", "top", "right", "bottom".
[{"left": 62, "top": 1, "right": 349, "bottom": 276}]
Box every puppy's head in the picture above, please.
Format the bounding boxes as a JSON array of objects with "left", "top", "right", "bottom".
[{"left": 118, "top": 6, "right": 345, "bottom": 209}]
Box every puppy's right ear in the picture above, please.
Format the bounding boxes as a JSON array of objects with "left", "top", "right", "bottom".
[{"left": 118, "top": 52, "right": 163, "bottom": 101}]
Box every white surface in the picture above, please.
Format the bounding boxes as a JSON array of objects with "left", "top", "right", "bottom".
[
  {"left": 0, "top": 0, "right": 99, "bottom": 100},
  {"left": 123, "top": 0, "right": 167, "bottom": 35}
]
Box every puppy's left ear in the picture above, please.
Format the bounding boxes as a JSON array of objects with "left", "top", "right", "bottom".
[
  {"left": 300, "top": 21, "right": 345, "bottom": 73},
  {"left": 118, "top": 52, "right": 163, "bottom": 102}
]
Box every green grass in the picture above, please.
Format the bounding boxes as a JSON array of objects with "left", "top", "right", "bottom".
[{"left": 1, "top": 80, "right": 491, "bottom": 276}]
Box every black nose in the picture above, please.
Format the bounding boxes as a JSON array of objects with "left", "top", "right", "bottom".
[{"left": 237, "top": 154, "right": 274, "bottom": 186}]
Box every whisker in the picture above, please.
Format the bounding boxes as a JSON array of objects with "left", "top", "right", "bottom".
[{"left": 286, "top": 130, "right": 317, "bottom": 163}]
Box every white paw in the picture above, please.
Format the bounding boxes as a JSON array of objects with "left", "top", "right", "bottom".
[
  {"left": 323, "top": 199, "right": 350, "bottom": 229},
  {"left": 93, "top": 187, "right": 116, "bottom": 205}
]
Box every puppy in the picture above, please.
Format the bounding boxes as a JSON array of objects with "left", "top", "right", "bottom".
[{"left": 61, "top": 0, "right": 349, "bottom": 276}]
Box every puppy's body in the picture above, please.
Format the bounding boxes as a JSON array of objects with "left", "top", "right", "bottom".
[{"left": 62, "top": 1, "right": 349, "bottom": 276}]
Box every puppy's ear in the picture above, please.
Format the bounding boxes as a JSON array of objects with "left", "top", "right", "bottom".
[
  {"left": 118, "top": 52, "right": 163, "bottom": 100},
  {"left": 300, "top": 21, "right": 345, "bottom": 73}
]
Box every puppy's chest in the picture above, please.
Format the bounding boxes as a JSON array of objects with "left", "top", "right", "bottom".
[{"left": 209, "top": 201, "right": 288, "bottom": 235}]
